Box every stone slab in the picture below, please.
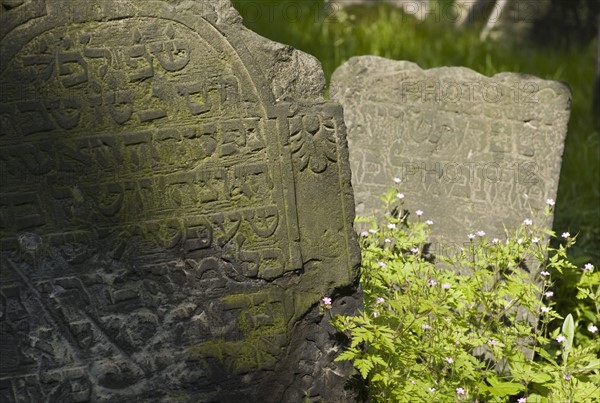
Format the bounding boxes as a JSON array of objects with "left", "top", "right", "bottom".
[
  {"left": 331, "top": 56, "right": 570, "bottom": 255},
  {"left": 0, "top": 1, "right": 361, "bottom": 402}
]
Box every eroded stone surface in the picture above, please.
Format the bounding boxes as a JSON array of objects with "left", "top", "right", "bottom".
[
  {"left": 0, "top": 1, "right": 361, "bottom": 401},
  {"left": 331, "top": 56, "right": 570, "bottom": 255}
]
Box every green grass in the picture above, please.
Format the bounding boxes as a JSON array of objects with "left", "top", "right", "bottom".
[{"left": 231, "top": 0, "right": 599, "bottom": 261}]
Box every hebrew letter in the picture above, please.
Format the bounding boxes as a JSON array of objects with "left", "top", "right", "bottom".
[
  {"left": 48, "top": 98, "right": 81, "bottom": 130},
  {"left": 0, "top": 104, "right": 17, "bottom": 137},
  {"left": 106, "top": 90, "right": 133, "bottom": 124},
  {"left": 138, "top": 109, "right": 167, "bottom": 123},
  {"left": 83, "top": 45, "right": 113, "bottom": 78},
  {"left": 178, "top": 82, "right": 211, "bottom": 116},
  {"left": 212, "top": 212, "right": 242, "bottom": 246},
  {"left": 21, "top": 53, "right": 55, "bottom": 82},
  {"left": 15, "top": 100, "right": 55, "bottom": 135},
  {"left": 57, "top": 51, "right": 89, "bottom": 87},
  {"left": 88, "top": 136, "right": 123, "bottom": 169},
  {"left": 9, "top": 192, "right": 46, "bottom": 230},
  {"left": 220, "top": 120, "right": 245, "bottom": 156},
  {"left": 517, "top": 123, "right": 535, "bottom": 157},
  {"left": 154, "top": 218, "right": 183, "bottom": 249},
  {"left": 490, "top": 122, "right": 510, "bottom": 159},
  {"left": 19, "top": 142, "right": 54, "bottom": 175},
  {"left": 151, "top": 39, "right": 190, "bottom": 72},
  {"left": 196, "top": 169, "right": 225, "bottom": 203},
  {"left": 183, "top": 216, "right": 212, "bottom": 252},
  {"left": 244, "top": 118, "right": 265, "bottom": 152},
  {"left": 125, "top": 44, "right": 154, "bottom": 82},
  {"left": 236, "top": 234, "right": 260, "bottom": 278},
  {"left": 411, "top": 117, "right": 433, "bottom": 143},
  {"left": 221, "top": 75, "right": 240, "bottom": 105},
  {"left": 94, "top": 182, "right": 124, "bottom": 217},
  {"left": 246, "top": 206, "right": 279, "bottom": 238}
]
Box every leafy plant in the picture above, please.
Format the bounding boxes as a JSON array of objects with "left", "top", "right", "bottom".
[{"left": 329, "top": 182, "right": 599, "bottom": 402}]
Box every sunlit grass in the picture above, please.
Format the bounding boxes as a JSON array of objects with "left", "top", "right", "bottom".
[{"left": 232, "top": 0, "right": 599, "bottom": 260}]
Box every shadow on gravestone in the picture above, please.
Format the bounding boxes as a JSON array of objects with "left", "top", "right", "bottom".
[
  {"left": 0, "top": 1, "right": 363, "bottom": 402},
  {"left": 331, "top": 56, "right": 570, "bottom": 265}
]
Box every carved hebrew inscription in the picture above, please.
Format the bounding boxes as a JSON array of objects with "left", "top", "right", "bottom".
[
  {"left": 1, "top": 4, "right": 359, "bottom": 401},
  {"left": 331, "top": 57, "right": 571, "bottom": 250},
  {"left": 1, "top": 19, "right": 300, "bottom": 273}
]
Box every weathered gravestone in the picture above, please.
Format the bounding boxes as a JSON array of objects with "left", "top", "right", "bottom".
[
  {"left": 331, "top": 56, "right": 571, "bottom": 256},
  {"left": 0, "top": 1, "right": 362, "bottom": 402}
]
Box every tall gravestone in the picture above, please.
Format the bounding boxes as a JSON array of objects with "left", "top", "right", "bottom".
[
  {"left": 0, "top": 1, "right": 362, "bottom": 402},
  {"left": 331, "top": 56, "right": 570, "bottom": 255}
]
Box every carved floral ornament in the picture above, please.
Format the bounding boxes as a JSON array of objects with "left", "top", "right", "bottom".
[{"left": 289, "top": 114, "right": 338, "bottom": 173}]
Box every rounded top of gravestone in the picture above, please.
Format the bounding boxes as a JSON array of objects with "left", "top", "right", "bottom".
[
  {"left": 1, "top": 0, "right": 326, "bottom": 102},
  {"left": 331, "top": 56, "right": 571, "bottom": 103}
]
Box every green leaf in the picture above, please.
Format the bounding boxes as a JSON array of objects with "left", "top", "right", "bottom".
[
  {"left": 562, "top": 313, "right": 575, "bottom": 361},
  {"left": 530, "top": 372, "right": 552, "bottom": 384},
  {"left": 355, "top": 358, "right": 374, "bottom": 379},
  {"left": 335, "top": 348, "right": 359, "bottom": 362},
  {"left": 488, "top": 381, "right": 525, "bottom": 397},
  {"left": 371, "top": 355, "right": 387, "bottom": 367},
  {"left": 535, "top": 348, "right": 557, "bottom": 368},
  {"left": 526, "top": 394, "right": 545, "bottom": 403},
  {"left": 487, "top": 377, "right": 525, "bottom": 397},
  {"left": 573, "top": 359, "right": 600, "bottom": 372}
]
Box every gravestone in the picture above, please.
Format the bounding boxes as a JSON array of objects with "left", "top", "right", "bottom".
[
  {"left": 0, "top": 1, "right": 362, "bottom": 402},
  {"left": 459, "top": 0, "right": 539, "bottom": 40},
  {"left": 327, "top": 0, "right": 429, "bottom": 20},
  {"left": 458, "top": 0, "right": 599, "bottom": 46},
  {"left": 331, "top": 56, "right": 571, "bottom": 256}
]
